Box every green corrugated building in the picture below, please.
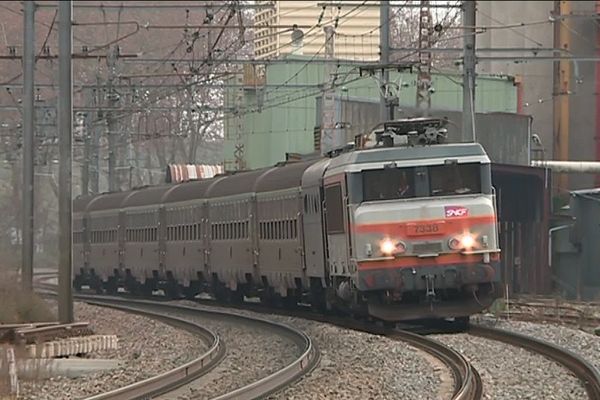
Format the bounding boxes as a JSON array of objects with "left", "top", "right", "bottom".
[{"left": 224, "top": 55, "right": 518, "bottom": 170}]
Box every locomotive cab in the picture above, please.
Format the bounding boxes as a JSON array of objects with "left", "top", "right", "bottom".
[{"left": 323, "top": 119, "right": 500, "bottom": 322}]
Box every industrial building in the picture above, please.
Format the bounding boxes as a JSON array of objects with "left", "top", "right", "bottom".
[{"left": 223, "top": 55, "right": 520, "bottom": 170}]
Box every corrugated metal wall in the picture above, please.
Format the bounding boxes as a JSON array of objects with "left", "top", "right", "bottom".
[{"left": 553, "top": 190, "right": 600, "bottom": 300}]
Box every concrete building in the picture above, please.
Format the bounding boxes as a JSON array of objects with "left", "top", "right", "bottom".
[
  {"left": 477, "top": 0, "right": 599, "bottom": 190},
  {"left": 254, "top": 1, "right": 380, "bottom": 60}
]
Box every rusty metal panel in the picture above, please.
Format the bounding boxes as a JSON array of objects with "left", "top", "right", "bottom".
[{"left": 492, "top": 164, "right": 552, "bottom": 294}]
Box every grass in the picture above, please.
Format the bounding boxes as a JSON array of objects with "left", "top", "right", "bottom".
[
  {"left": 0, "top": 271, "right": 56, "bottom": 396},
  {"left": 0, "top": 272, "right": 55, "bottom": 324}
]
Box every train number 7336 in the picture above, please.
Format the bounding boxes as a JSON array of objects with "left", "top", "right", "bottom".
[{"left": 406, "top": 223, "right": 444, "bottom": 236}]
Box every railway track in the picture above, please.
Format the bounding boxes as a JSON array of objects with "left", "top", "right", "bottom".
[
  {"left": 495, "top": 300, "right": 600, "bottom": 329},
  {"left": 34, "top": 278, "right": 319, "bottom": 400},
  {"left": 39, "top": 273, "right": 600, "bottom": 399},
  {"left": 81, "top": 296, "right": 319, "bottom": 400},
  {"left": 36, "top": 275, "right": 481, "bottom": 400},
  {"left": 176, "top": 300, "right": 484, "bottom": 400},
  {"left": 389, "top": 330, "right": 483, "bottom": 400},
  {"left": 468, "top": 325, "right": 600, "bottom": 399},
  {"left": 78, "top": 299, "right": 225, "bottom": 400}
]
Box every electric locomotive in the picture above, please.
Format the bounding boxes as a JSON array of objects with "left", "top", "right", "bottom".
[
  {"left": 73, "top": 118, "right": 500, "bottom": 323},
  {"left": 325, "top": 118, "right": 500, "bottom": 321}
]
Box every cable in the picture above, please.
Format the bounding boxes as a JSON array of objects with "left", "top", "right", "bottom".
[
  {"left": 0, "top": 4, "right": 94, "bottom": 45},
  {"left": 264, "top": 1, "right": 369, "bottom": 97},
  {"left": 476, "top": 8, "right": 545, "bottom": 47},
  {"left": 37, "top": 10, "right": 57, "bottom": 62}
]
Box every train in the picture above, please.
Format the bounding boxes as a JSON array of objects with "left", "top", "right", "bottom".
[{"left": 73, "top": 118, "right": 501, "bottom": 323}]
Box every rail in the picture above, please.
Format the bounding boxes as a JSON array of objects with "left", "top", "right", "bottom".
[
  {"left": 499, "top": 300, "right": 600, "bottom": 328},
  {"left": 33, "top": 285, "right": 225, "bottom": 400},
  {"left": 470, "top": 325, "right": 600, "bottom": 400},
  {"left": 80, "top": 301, "right": 225, "bottom": 400},
  {"left": 390, "top": 330, "right": 483, "bottom": 400},
  {"left": 73, "top": 296, "right": 319, "bottom": 400}
]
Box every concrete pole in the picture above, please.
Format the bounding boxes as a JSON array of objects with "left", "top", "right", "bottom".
[
  {"left": 379, "top": 0, "right": 390, "bottom": 122},
  {"left": 58, "top": 0, "right": 73, "bottom": 323},
  {"left": 416, "top": 0, "right": 432, "bottom": 114},
  {"left": 91, "top": 75, "right": 101, "bottom": 194},
  {"left": 462, "top": 0, "right": 476, "bottom": 142},
  {"left": 320, "top": 25, "right": 336, "bottom": 155},
  {"left": 106, "top": 47, "right": 118, "bottom": 192},
  {"left": 22, "top": 0, "right": 35, "bottom": 293},
  {"left": 81, "top": 110, "right": 90, "bottom": 196}
]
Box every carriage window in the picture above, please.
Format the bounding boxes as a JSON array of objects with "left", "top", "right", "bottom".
[
  {"left": 325, "top": 184, "right": 345, "bottom": 234},
  {"left": 429, "top": 163, "right": 481, "bottom": 197},
  {"left": 362, "top": 167, "right": 415, "bottom": 201}
]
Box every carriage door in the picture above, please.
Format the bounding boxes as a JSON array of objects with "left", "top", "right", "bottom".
[{"left": 324, "top": 181, "right": 351, "bottom": 277}]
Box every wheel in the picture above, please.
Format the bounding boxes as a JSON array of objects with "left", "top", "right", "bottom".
[
  {"left": 164, "top": 282, "right": 182, "bottom": 300},
  {"left": 105, "top": 276, "right": 118, "bottom": 295},
  {"left": 72, "top": 275, "right": 82, "bottom": 292},
  {"left": 141, "top": 279, "right": 154, "bottom": 296},
  {"left": 227, "top": 289, "right": 244, "bottom": 305},
  {"left": 91, "top": 276, "right": 104, "bottom": 294}
]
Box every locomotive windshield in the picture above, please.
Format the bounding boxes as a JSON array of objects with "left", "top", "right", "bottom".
[
  {"left": 361, "top": 163, "right": 483, "bottom": 202},
  {"left": 363, "top": 167, "right": 416, "bottom": 201},
  {"left": 429, "top": 163, "right": 481, "bottom": 196}
]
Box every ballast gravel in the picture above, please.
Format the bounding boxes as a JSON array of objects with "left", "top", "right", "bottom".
[
  {"left": 152, "top": 305, "right": 299, "bottom": 400},
  {"left": 19, "top": 301, "right": 205, "bottom": 400},
  {"left": 173, "top": 301, "right": 442, "bottom": 400},
  {"left": 265, "top": 317, "right": 442, "bottom": 400},
  {"left": 477, "top": 315, "right": 600, "bottom": 378},
  {"left": 430, "top": 330, "right": 588, "bottom": 399}
]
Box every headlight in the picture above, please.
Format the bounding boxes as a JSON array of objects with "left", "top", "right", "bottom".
[
  {"left": 449, "top": 232, "right": 479, "bottom": 251},
  {"left": 379, "top": 238, "right": 406, "bottom": 256}
]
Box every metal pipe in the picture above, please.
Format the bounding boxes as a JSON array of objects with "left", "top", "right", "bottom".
[
  {"left": 531, "top": 160, "right": 600, "bottom": 173},
  {"left": 548, "top": 224, "right": 571, "bottom": 268},
  {"left": 58, "top": 0, "right": 73, "bottom": 324},
  {"left": 21, "top": 0, "right": 35, "bottom": 293}
]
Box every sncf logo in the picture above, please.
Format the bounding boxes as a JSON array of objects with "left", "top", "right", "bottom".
[{"left": 445, "top": 206, "right": 469, "bottom": 218}]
